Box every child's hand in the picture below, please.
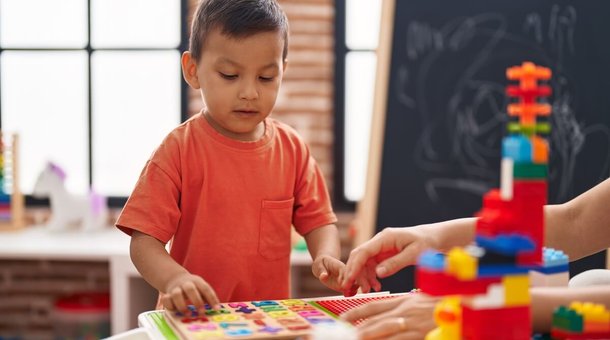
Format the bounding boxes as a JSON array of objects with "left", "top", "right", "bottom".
[
  {"left": 161, "top": 273, "right": 220, "bottom": 313},
  {"left": 312, "top": 255, "right": 355, "bottom": 294}
]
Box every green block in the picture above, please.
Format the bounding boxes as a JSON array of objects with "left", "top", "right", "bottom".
[
  {"left": 513, "top": 163, "right": 547, "bottom": 179},
  {"left": 506, "top": 122, "right": 551, "bottom": 135},
  {"left": 552, "top": 306, "right": 583, "bottom": 332}
]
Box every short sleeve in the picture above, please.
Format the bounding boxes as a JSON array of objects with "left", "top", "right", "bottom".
[
  {"left": 292, "top": 148, "right": 337, "bottom": 235},
  {"left": 115, "top": 158, "right": 181, "bottom": 244}
]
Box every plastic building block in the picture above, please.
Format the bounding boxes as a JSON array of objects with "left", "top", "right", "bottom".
[
  {"left": 531, "top": 135, "right": 549, "bottom": 164},
  {"left": 416, "top": 267, "right": 501, "bottom": 296},
  {"left": 420, "top": 62, "right": 554, "bottom": 340},
  {"left": 507, "top": 122, "right": 551, "bottom": 136},
  {"left": 475, "top": 234, "right": 535, "bottom": 256},
  {"left": 462, "top": 305, "right": 531, "bottom": 340},
  {"left": 543, "top": 248, "right": 569, "bottom": 267},
  {"left": 446, "top": 248, "right": 477, "bottom": 280},
  {"left": 502, "top": 275, "right": 530, "bottom": 306},
  {"left": 502, "top": 135, "right": 532, "bottom": 163},
  {"left": 500, "top": 158, "right": 514, "bottom": 200},
  {"left": 463, "top": 283, "right": 504, "bottom": 310},
  {"left": 570, "top": 302, "right": 610, "bottom": 332},
  {"left": 426, "top": 297, "right": 462, "bottom": 340},
  {"left": 505, "top": 61, "right": 552, "bottom": 128},
  {"left": 513, "top": 163, "right": 547, "bottom": 179},
  {"left": 553, "top": 305, "right": 584, "bottom": 332},
  {"left": 418, "top": 250, "right": 445, "bottom": 270}
]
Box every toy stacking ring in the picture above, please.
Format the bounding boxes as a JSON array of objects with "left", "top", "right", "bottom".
[{"left": 397, "top": 317, "right": 407, "bottom": 332}]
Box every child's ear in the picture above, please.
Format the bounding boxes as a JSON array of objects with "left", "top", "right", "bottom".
[
  {"left": 282, "top": 59, "right": 288, "bottom": 73},
  {"left": 181, "top": 51, "right": 201, "bottom": 89}
]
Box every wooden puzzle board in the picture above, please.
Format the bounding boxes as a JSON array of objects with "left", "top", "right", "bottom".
[{"left": 164, "top": 299, "right": 346, "bottom": 339}]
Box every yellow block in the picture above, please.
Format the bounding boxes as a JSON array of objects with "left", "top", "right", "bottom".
[
  {"left": 503, "top": 275, "right": 530, "bottom": 306},
  {"left": 570, "top": 302, "right": 610, "bottom": 324},
  {"left": 447, "top": 248, "right": 477, "bottom": 280}
]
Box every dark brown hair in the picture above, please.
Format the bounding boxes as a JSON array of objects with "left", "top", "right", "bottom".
[{"left": 189, "top": 0, "right": 289, "bottom": 62}]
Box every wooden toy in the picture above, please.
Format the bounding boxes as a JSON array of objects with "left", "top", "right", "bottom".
[
  {"left": 164, "top": 299, "right": 347, "bottom": 339},
  {"left": 0, "top": 132, "right": 24, "bottom": 231},
  {"left": 163, "top": 293, "right": 404, "bottom": 339}
]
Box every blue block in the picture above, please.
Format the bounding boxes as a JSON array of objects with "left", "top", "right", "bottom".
[
  {"left": 543, "top": 247, "right": 569, "bottom": 267},
  {"left": 477, "top": 264, "right": 530, "bottom": 277},
  {"left": 417, "top": 250, "right": 445, "bottom": 270},
  {"left": 502, "top": 135, "right": 532, "bottom": 163},
  {"left": 531, "top": 264, "right": 570, "bottom": 274},
  {"left": 476, "top": 234, "right": 535, "bottom": 256}
]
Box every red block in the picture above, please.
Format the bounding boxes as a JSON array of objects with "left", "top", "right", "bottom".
[
  {"left": 416, "top": 269, "right": 501, "bottom": 296},
  {"left": 551, "top": 328, "right": 610, "bottom": 339},
  {"left": 462, "top": 305, "right": 531, "bottom": 340}
]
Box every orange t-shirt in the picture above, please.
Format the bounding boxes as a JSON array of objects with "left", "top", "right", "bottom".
[{"left": 116, "top": 113, "right": 337, "bottom": 302}]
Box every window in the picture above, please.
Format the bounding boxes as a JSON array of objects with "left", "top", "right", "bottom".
[
  {"left": 334, "top": 0, "right": 382, "bottom": 207},
  {"left": 0, "top": 0, "right": 187, "bottom": 206}
]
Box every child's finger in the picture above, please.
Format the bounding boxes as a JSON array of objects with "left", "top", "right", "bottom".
[
  {"left": 161, "top": 294, "right": 176, "bottom": 311},
  {"left": 182, "top": 282, "right": 205, "bottom": 310},
  {"left": 169, "top": 287, "right": 188, "bottom": 312},
  {"left": 194, "top": 279, "right": 220, "bottom": 309}
]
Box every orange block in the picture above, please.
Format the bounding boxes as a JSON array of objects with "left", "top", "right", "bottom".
[{"left": 531, "top": 136, "right": 549, "bottom": 163}]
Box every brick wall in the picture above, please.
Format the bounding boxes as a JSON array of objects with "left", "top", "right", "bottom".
[{"left": 0, "top": 260, "right": 110, "bottom": 339}]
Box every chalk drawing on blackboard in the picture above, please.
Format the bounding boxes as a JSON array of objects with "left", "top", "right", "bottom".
[{"left": 392, "top": 5, "right": 609, "bottom": 204}]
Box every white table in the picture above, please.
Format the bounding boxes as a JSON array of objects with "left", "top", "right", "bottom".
[{"left": 0, "top": 225, "right": 149, "bottom": 334}]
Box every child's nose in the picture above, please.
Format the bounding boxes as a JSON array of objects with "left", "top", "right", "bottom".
[{"left": 239, "top": 80, "right": 259, "bottom": 100}]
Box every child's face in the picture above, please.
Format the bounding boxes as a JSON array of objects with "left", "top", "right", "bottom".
[{"left": 183, "top": 28, "right": 286, "bottom": 141}]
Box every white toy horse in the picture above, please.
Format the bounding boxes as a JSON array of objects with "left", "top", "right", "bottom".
[{"left": 32, "top": 162, "right": 108, "bottom": 232}]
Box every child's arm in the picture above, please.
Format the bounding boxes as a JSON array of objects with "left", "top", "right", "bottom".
[
  {"left": 303, "top": 224, "right": 345, "bottom": 292},
  {"left": 130, "top": 230, "right": 220, "bottom": 311},
  {"left": 531, "top": 286, "right": 610, "bottom": 332},
  {"left": 545, "top": 177, "right": 610, "bottom": 261}
]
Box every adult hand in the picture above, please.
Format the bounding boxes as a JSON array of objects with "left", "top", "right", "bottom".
[
  {"left": 341, "top": 293, "right": 438, "bottom": 340},
  {"left": 341, "top": 226, "right": 435, "bottom": 293},
  {"left": 162, "top": 272, "right": 220, "bottom": 312}
]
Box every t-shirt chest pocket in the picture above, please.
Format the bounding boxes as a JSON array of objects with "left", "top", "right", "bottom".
[{"left": 258, "top": 197, "right": 295, "bottom": 260}]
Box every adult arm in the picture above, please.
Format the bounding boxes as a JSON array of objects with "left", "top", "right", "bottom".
[
  {"left": 531, "top": 286, "right": 610, "bottom": 332},
  {"left": 545, "top": 178, "right": 610, "bottom": 261}
]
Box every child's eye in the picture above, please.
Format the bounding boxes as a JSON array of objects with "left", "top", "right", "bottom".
[
  {"left": 219, "top": 72, "right": 237, "bottom": 80},
  {"left": 259, "top": 76, "right": 274, "bottom": 82}
]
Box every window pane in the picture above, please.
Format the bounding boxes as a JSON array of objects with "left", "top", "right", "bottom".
[
  {"left": 0, "top": 0, "right": 87, "bottom": 48},
  {"left": 1, "top": 51, "right": 89, "bottom": 194},
  {"left": 91, "top": 51, "right": 181, "bottom": 196},
  {"left": 91, "top": 0, "right": 181, "bottom": 48},
  {"left": 346, "top": 0, "right": 381, "bottom": 50},
  {"left": 344, "top": 51, "right": 376, "bottom": 201}
]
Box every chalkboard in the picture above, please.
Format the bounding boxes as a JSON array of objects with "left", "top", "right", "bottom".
[{"left": 356, "top": 0, "right": 610, "bottom": 293}]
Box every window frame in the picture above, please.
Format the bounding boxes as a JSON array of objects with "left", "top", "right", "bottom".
[
  {"left": 0, "top": 0, "right": 190, "bottom": 208},
  {"left": 333, "top": 0, "right": 379, "bottom": 211}
]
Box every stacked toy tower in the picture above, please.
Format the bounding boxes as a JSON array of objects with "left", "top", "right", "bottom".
[
  {"left": 0, "top": 132, "right": 24, "bottom": 231},
  {"left": 416, "top": 62, "right": 566, "bottom": 340}
]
